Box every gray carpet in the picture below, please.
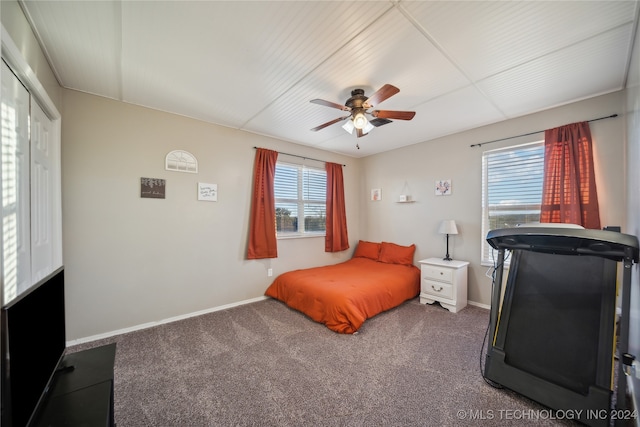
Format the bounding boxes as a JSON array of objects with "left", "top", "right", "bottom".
[{"left": 72, "top": 298, "right": 579, "bottom": 426}]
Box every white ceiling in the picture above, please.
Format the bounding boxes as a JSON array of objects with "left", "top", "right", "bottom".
[{"left": 20, "top": 0, "right": 640, "bottom": 158}]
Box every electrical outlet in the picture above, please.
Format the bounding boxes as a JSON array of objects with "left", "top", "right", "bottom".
[{"left": 267, "top": 268, "right": 273, "bottom": 277}]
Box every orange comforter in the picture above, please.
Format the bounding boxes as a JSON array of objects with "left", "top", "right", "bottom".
[{"left": 264, "top": 257, "right": 420, "bottom": 333}]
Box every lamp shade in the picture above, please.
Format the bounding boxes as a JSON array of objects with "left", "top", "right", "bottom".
[
  {"left": 438, "top": 220, "right": 458, "bottom": 235},
  {"left": 342, "top": 119, "right": 355, "bottom": 134}
]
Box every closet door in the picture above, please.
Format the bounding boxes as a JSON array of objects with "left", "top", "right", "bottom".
[
  {"left": 30, "top": 100, "right": 61, "bottom": 283},
  {"left": 1, "top": 60, "right": 31, "bottom": 302}
]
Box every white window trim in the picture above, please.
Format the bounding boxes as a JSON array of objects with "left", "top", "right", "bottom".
[
  {"left": 275, "top": 161, "right": 326, "bottom": 239},
  {"left": 481, "top": 141, "right": 544, "bottom": 267}
]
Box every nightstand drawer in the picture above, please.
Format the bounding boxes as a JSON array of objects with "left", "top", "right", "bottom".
[
  {"left": 421, "top": 266, "right": 453, "bottom": 283},
  {"left": 422, "top": 279, "right": 454, "bottom": 299}
]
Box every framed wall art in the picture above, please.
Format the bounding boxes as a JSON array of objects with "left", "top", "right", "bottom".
[
  {"left": 141, "top": 177, "right": 166, "bottom": 199},
  {"left": 198, "top": 183, "right": 218, "bottom": 201},
  {"left": 435, "top": 180, "right": 452, "bottom": 196}
]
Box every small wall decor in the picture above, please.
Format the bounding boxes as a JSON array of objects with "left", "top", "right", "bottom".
[
  {"left": 398, "top": 180, "right": 412, "bottom": 202},
  {"left": 198, "top": 182, "right": 218, "bottom": 201},
  {"left": 435, "top": 179, "right": 452, "bottom": 196},
  {"left": 141, "top": 177, "right": 166, "bottom": 199},
  {"left": 371, "top": 188, "right": 382, "bottom": 201},
  {"left": 165, "top": 150, "right": 198, "bottom": 173}
]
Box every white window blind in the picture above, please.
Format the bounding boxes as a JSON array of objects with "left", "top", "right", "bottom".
[
  {"left": 481, "top": 142, "right": 544, "bottom": 265},
  {"left": 274, "top": 162, "right": 326, "bottom": 236}
]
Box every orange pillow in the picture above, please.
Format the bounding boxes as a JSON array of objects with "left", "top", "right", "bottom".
[
  {"left": 378, "top": 242, "right": 416, "bottom": 265},
  {"left": 353, "top": 240, "right": 381, "bottom": 260}
]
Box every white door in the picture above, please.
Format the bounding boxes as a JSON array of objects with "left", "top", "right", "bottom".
[
  {"left": 30, "top": 100, "right": 59, "bottom": 283},
  {"left": 1, "top": 60, "right": 31, "bottom": 303}
]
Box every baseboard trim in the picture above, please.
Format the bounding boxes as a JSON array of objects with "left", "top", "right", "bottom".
[
  {"left": 66, "top": 296, "right": 270, "bottom": 346},
  {"left": 468, "top": 300, "right": 490, "bottom": 310}
]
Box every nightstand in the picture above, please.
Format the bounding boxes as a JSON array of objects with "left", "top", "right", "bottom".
[{"left": 418, "top": 258, "right": 469, "bottom": 313}]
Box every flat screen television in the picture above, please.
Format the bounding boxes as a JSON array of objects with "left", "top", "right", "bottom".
[{"left": 1, "top": 267, "right": 66, "bottom": 427}]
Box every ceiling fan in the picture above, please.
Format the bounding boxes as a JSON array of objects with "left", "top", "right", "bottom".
[{"left": 310, "top": 84, "right": 416, "bottom": 145}]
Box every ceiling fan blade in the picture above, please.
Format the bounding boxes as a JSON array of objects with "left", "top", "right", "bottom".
[
  {"left": 369, "top": 118, "right": 392, "bottom": 127},
  {"left": 356, "top": 128, "right": 370, "bottom": 138},
  {"left": 310, "top": 98, "right": 350, "bottom": 111},
  {"left": 363, "top": 84, "right": 400, "bottom": 108},
  {"left": 372, "top": 110, "right": 416, "bottom": 120},
  {"left": 310, "top": 115, "right": 350, "bottom": 131}
]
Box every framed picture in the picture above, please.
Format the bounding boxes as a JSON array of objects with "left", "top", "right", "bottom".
[
  {"left": 435, "top": 180, "right": 452, "bottom": 196},
  {"left": 198, "top": 183, "right": 217, "bottom": 201},
  {"left": 371, "top": 188, "right": 382, "bottom": 201},
  {"left": 141, "top": 177, "right": 166, "bottom": 199}
]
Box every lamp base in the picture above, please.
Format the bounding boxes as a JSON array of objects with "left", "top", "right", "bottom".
[{"left": 443, "top": 234, "right": 453, "bottom": 261}]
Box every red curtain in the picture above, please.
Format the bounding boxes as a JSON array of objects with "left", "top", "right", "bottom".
[
  {"left": 325, "top": 162, "right": 349, "bottom": 252},
  {"left": 247, "top": 148, "right": 278, "bottom": 259},
  {"left": 540, "top": 121, "right": 601, "bottom": 229}
]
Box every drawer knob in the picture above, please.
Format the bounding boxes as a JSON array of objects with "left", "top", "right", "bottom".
[{"left": 432, "top": 285, "right": 443, "bottom": 292}]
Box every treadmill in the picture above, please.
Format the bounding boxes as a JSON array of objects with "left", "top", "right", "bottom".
[{"left": 484, "top": 227, "right": 639, "bottom": 427}]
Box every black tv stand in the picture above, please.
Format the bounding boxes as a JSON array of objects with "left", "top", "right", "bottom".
[{"left": 31, "top": 343, "right": 116, "bottom": 427}]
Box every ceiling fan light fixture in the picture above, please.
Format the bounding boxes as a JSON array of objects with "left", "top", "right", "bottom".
[
  {"left": 342, "top": 119, "right": 355, "bottom": 134},
  {"left": 310, "top": 84, "right": 415, "bottom": 139},
  {"left": 353, "top": 112, "right": 367, "bottom": 130},
  {"left": 363, "top": 121, "right": 374, "bottom": 134}
]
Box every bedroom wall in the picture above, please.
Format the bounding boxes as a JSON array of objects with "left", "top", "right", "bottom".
[
  {"left": 61, "top": 90, "right": 361, "bottom": 342},
  {"left": 360, "top": 90, "right": 627, "bottom": 308}
]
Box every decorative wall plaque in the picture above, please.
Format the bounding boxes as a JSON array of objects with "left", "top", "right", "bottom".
[
  {"left": 198, "top": 183, "right": 217, "bottom": 201},
  {"left": 141, "top": 177, "right": 166, "bottom": 199},
  {"left": 165, "top": 150, "right": 198, "bottom": 173}
]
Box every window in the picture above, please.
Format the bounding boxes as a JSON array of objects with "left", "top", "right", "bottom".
[
  {"left": 274, "top": 162, "right": 326, "bottom": 237},
  {"left": 481, "top": 142, "right": 544, "bottom": 265}
]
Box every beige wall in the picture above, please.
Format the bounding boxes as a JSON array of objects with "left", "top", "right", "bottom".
[
  {"left": 361, "top": 91, "right": 627, "bottom": 307},
  {"left": 61, "top": 90, "right": 361, "bottom": 341}
]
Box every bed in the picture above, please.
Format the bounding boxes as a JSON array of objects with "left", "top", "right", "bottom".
[{"left": 264, "top": 241, "right": 420, "bottom": 333}]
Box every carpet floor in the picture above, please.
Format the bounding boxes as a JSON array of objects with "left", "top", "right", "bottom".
[{"left": 72, "top": 298, "right": 584, "bottom": 426}]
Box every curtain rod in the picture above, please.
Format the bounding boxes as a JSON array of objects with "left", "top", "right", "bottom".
[
  {"left": 470, "top": 114, "right": 619, "bottom": 148},
  {"left": 253, "top": 147, "right": 346, "bottom": 166}
]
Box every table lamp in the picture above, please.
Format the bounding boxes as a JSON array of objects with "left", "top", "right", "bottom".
[{"left": 438, "top": 220, "right": 458, "bottom": 261}]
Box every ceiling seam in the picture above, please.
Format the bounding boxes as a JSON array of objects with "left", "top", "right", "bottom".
[
  {"left": 393, "top": 2, "right": 509, "bottom": 119},
  {"left": 476, "top": 21, "right": 637, "bottom": 87},
  {"left": 235, "top": 2, "right": 398, "bottom": 131}
]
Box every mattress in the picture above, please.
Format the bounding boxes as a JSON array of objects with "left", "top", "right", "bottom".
[{"left": 265, "top": 257, "right": 420, "bottom": 333}]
